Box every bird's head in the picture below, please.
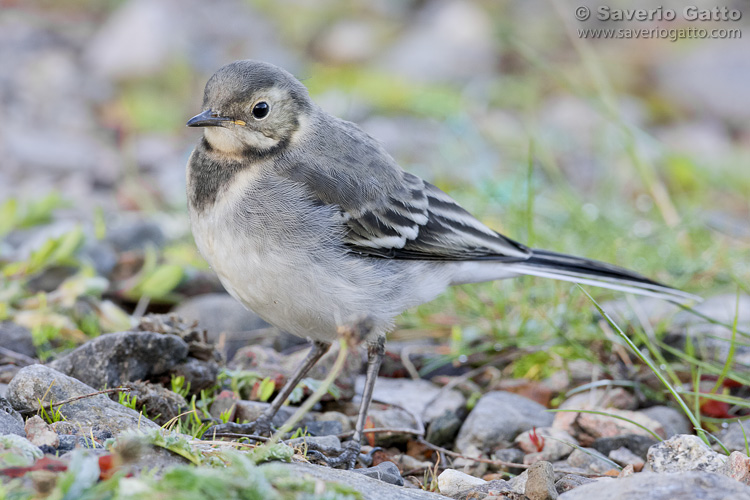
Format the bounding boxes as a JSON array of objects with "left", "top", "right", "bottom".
[{"left": 187, "top": 60, "right": 312, "bottom": 155}]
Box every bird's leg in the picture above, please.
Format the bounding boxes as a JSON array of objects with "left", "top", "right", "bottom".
[
  {"left": 320, "top": 335, "right": 384, "bottom": 469},
  {"left": 203, "top": 340, "right": 331, "bottom": 439}
]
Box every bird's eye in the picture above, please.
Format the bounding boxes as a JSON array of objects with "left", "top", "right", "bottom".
[{"left": 252, "top": 102, "right": 270, "bottom": 119}]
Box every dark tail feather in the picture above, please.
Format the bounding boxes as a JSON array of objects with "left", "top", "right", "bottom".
[{"left": 506, "top": 249, "right": 700, "bottom": 304}]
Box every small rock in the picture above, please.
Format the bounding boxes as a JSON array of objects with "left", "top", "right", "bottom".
[
  {"left": 718, "top": 451, "right": 750, "bottom": 485},
  {"left": 557, "top": 471, "right": 750, "bottom": 500},
  {"left": 714, "top": 421, "right": 750, "bottom": 454},
  {"left": 23, "top": 415, "right": 59, "bottom": 449},
  {"left": 361, "top": 377, "right": 466, "bottom": 423},
  {"left": 105, "top": 219, "right": 164, "bottom": 252},
  {"left": 426, "top": 410, "right": 464, "bottom": 447},
  {"left": 608, "top": 447, "right": 644, "bottom": 471},
  {"left": 49, "top": 331, "right": 189, "bottom": 389},
  {"left": 639, "top": 406, "right": 691, "bottom": 438},
  {"left": 554, "top": 474, "right": 595, "bottom": 494},
  {"left": 525, "top": 461, "right": 558, "bottom": 500},
  {"left": 463, "top": 478, "right": 517, "bottom": 498},
  {"left": 0, "top": 434, "right": 43, "bottom": 467},
  {"left": 0, "top": 321, "right": 36, "bottom": 358},
  {"left": 515, "top": 427, "right": 578, "bottom": 464},
  {"left": 437, "top": 468, "right": 486, "bottom": 497},
  {"left": 553, "top": 407, "right": 664, "bottom": 446},
  {"left": 7, "top": 364, "right": 159, "bottom": 436},
  {"left": 617, "top": 464, "right": 635, "bottom": 478},
  {"left": 566, "top": 448, "right": 617, "bottom": 474},
  {"left": 366, "top": 404, "right": 421, "bottom": 446},
  {"left": 169, "top": 357, "right": 219, "bottom": 393},
  {"left": 354, "top": 461, "right": 404, "bottom": 486},
  {"left": 117, "top": 381, "right": 187, "bottom": 426},
  {"left": 592, "top": 435, "right": 658, "bottom": 460},
  {"left": 456, "top": 391, "right": 553, "bottom": 454},
  {"left": 0, "top": 396, "right": 25, "bottom": 437},
  {"left": 492, "top": 447, "right": 525, "bottom": 466},
  {"left": 315, "top": 411, "right": 353, "bottom": 434},
  {"left": 558, "top": 388, "right": 637, "bottom": 411},
  {"left": 303, "top": 420, "right": 343, "bottom": 437},
  {"left": 265, "top": 461, "right": 445, "bottom": 499},
  {"left": 57, "top": 434, "right": 103, "bottom": 453},
  {"left": 287, "top": 435, "right": 341, "bottom": 452},
  {"left": 172, "top": 293, "right": 270, "bottom": 360},
  {"left": 508, "top": 468, "right": 528, "bottom": 493},
  {"left": 647, "top": 434, "right": 725, "bottom": 473}
]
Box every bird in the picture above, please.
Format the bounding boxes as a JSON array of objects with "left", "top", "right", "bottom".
[{"left": 186, "top": 59, "right": 698, "bottom": 468}]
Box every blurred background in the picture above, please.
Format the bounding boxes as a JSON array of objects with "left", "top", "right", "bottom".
[{"left": 0, "top": 0, "right": 748, "bottom": 363}]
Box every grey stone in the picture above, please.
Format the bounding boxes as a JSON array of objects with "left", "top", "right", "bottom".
[
  {"left": 286, "top": 435, "right": 341, "bottom": 452},
  {"left": 525, "top": 461, "right": 558, "bottom": 500},
  {"left": 263, "top": 461, "right": 449, "bottom": 500},
  {"left": 515, "top": 427, "right": 578, "bottom": 463},
  {"left": 462, "top": 478, "right": 517, "bottom": 498},
  {"left": 57, "top": 434, "right": 103, "bottom": 453},
  {"left": 49, "top": 331, "right": 189, "bottom": 389},
  {"left": 647, "top": 434, "right": 725, "bottom": 473},
  {"left": 118, "top": 380, "right": 187, "bottom": 426},
  {"left": 437, "top": 468, "right": 486, "bottom": 497},
  {"left": 640, "top": 406, "right": 691, "bottom": 438},
  {"left": 106, "top": 219, "right": 165, "bottom": 252},
  {"left": 378, "top": 0, "right": 497, "bottom": 84},
  {"left": 169, "top": 357, "right": 219, "bottom": 393},
  {"left": 0, "top": 321, "right": 36, "bottom": 358},
  {"left": 426, "top": 409, "right": 463, "bottom": 447},
  {"left": 592, "top": 434, "right": 658, "bottom": 460},
  {"left": 303, "top": 419, "right": 343, "bottom": 437},
  {"left": 655, "top": 38, "right": 750, "bottom": 124},
  {"left": 353, "top": 461, "right": 404, "bottom": 486},
  {"left": 566, "top": 448, "right": 617, "bottom": 474},
  {"left": 0, "top": 396, "right": 25, "bottom": 437},
  {"left": 558, "top": 471, "right": 750, "bottom": 500},
  {"left": 456, "top": 391, "right": 553, "bottom": 454},
  {"left": 0, "top": 434, "right": 43, "bottom": 467},
  {"left": 172, "top": 293, "right": 270, "bottom": 360},
  {"left": 554, "top": 474, "right": 596, "bottom": 494},
  {"left": 714, "top": 421, "right": 750, "bottom": 454},
  {"left": 359, "top": 376, "right": 466, "bottom": 423},
  {"left": 7, "top": 364, "right": 159, "bottom": 436}
]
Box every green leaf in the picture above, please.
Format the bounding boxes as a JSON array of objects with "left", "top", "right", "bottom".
[
  {"left": 136, "top": 264, "right": 184, "bottom": 299},
  {"left": 258, "top": 377, "right": 275, "bottom": 402}
]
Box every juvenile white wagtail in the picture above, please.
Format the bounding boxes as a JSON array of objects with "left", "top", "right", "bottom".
[{"left": 187, "top": 60, "right": 697, "bottom": 468}]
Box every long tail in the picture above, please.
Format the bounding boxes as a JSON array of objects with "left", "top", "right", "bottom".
[{"left": 505, "top": 249, "right": 700, "bottom": 304}]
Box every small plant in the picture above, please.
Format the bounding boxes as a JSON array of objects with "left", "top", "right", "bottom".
[
  {"left": 170, "top": 375, "right": 191, "bottom": 398},
  {"left": 529, "top": 426, "right": 545, "bottom": 452},
  {"left": 118, "top": 392, "right": 138, "bottom": 412},
  {"left": 38, "top": 402, "right": 66, "bottom": 425}
]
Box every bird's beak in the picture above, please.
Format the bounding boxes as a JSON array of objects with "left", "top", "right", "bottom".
[{"left": 186, "top": 109, "right": 232, "bottom": 127}]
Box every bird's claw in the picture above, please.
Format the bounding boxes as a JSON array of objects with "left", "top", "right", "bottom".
[{"left": 305, "top": 440, "right": 380, "bottom": 470}]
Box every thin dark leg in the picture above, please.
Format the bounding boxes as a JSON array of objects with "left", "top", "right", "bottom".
[
  {"left": 203, "top": 340, "right": 331, "bottom": 438},
  {"left": 323, "top": 335, "right": 385, "bottom": 469}
]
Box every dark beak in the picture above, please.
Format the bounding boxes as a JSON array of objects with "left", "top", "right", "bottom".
[{"left": 186, "top": 109, "right": 232, "bottom": 127}]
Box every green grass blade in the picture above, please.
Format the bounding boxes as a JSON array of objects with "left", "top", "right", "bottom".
[
  {"left": 710, "top": 288, "right": 741, "bottom": 393},
  {"left": 578, "top": 285, "right": 708, "bottom": 445}
]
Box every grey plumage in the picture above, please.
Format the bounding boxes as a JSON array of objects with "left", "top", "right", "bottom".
[{"left": 187, "top": 60, "right": 698, "bottom": 466}]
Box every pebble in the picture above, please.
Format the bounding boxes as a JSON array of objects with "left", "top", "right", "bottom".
[
  {"left": 608, "top": 446, "right": 645, "bottom": 471},
  {"left": 49, "top": 331, "right": 189, "bottom": 389},
  {"left": 557, "top": 471, "right": 750, "bottom": 500},
  {"left": 437, "top": 468, "right": 486, "bottom": 497},
  {"left": 353, "top": 461, "right": 404, "bottom": 486},
  {"left": 0, "top": 396, "right": 25, "bottom": 437},
  {"left": 525, "top": 461, "right": 558, "bottom": 500},
  {"left": 646, "top": 434, "right": 724, "bottom": 474},
  {"left": 0, "top": 321, "right": 36, "bottom": 358},
  {"left": 23, "top": 416, "right": 59, "bottom": 449},
  {"left": 455, "top": 391, "right": 553, "bottom": 454},
  {"left": 7, "top": 364, "right": 159, "bottom": 436},
  {"left": 566, "top": 448, "right": 618, "bottom": 474},
  {"left": 515, "top": 427, "right": 578, "bottom": 464},
  {"left": 592, "top": 434, "right": 658, "bottom": 460}
]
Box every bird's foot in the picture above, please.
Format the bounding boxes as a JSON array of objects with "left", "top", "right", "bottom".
[
  {"left": 201, "top": 415, "right": 273, "bottom": 440},
  {"left": 305, "top": 440, "right": 382, "bottom": 470}
]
